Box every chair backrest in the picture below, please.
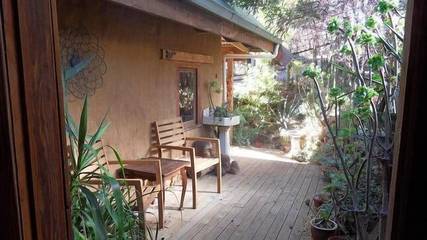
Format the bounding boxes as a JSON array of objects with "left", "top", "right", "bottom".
[
  {"left": 154, "top": 117, "right": 186, "bottom": 146},
  {"left": 94, "top": 141, "right": 162, "bottom": 210},
  {"left": 94, "top": 139, "right": 114, "bottom": 173},
  {"left": 66, "top": 140, "right": 112, "bottom": 178}
]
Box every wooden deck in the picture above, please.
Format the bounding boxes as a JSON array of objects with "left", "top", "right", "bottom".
[{"left": 145, "top": 147, "right": 322, "bottom": 240}]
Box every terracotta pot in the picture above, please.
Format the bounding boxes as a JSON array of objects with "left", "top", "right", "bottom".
[
  {"left": 253, "top": 139, "right": 263, "bottom": 148},
  {"left": 313, "top": 195, "right": 324, "bottom": 208},
  {"left": 310, "top": 219, "right": 337, "bottom": 240},
  {"left": 282, "top": 144, "right": 291, "bottom": 153}
]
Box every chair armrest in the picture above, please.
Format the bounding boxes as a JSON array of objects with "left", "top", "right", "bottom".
[
  {"left": 116, "top": 178, "right": 144, "bottom": 186},
  {"left": 186, "top": 136, "right": 219, "bottom": 143},
  {"left": 185, "top": 137, "right": 221, "bottom": 157},
  {"left": 107, "top": 159, "right": 161, "bottom": 165},
  {"left": 156, "top": 145, "right": 197, "bottom": 169},
  {"left": 87, "top": 178, "right": 144, "bottom": 186},
  {"left": 157, "top": 144, "right": 194, "bottom": 152}
]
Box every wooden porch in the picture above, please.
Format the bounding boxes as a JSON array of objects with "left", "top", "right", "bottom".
[{"left": 146, "top": 147, "right": 322, "bottom": 240}]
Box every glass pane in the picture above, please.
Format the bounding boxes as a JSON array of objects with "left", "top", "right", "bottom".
[{"left": 178, "top": 69, "right": 196, "bottom": 122}]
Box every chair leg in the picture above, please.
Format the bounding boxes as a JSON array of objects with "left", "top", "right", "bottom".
[
  {"left": 192, "top": 168, "right": 197, "bottom": 209},
  {"left": 179, "top": 168, "right": 187, "bottom": 210},
  {"left": 158, "top": 189, "right": 164, "bottom": 229},
  {"left": 216, "top": 163, "right": 222, "bottom": 193}
]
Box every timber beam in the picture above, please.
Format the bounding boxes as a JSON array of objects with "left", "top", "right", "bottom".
[{"left": 109, "top": 0, "right": 276, "bottom": 52}]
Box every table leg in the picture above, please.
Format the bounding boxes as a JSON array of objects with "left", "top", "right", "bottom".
[
  {"left": 158, "top": 188, "right": 164, "bottom": 229},
  {"left": 179, "top": 168, "right": 187, "bottom": 210}
]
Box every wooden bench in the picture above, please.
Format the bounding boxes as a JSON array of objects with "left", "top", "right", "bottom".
[{"left": 154, "top": 117, "right": 222, "bottom": 209}]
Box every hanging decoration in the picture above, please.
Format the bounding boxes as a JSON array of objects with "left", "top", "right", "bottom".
[{"left": 60, "top": 25, "right": 107, "bottom": 99}]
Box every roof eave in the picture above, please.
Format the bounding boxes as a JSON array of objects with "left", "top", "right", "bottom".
[{"left": 188, "top": 0, "right": 282, "bottom": 45}]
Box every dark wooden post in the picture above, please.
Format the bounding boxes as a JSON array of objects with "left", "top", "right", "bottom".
[
  {"left": 0, "top": 0, "right": 70, "bottom": 239},
  {"left": 226, "top": 58, "right": 234, "bottom": 111},
  {"left": 386, "top": 0, "right": 427, "bottom": 239}
]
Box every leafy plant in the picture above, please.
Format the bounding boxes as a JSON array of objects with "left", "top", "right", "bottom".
[
  {"left": 233, "top": 60, "right": 313, "bottom": 147},
  {"left": 213, "top": 103, "right": 234, "bottom": 118},
  {"left": 303, "top": 1, "right": 405, "bottom": 238},
  {"left": 208, "top": 80, "right": 222, "bottom": 113},
  {"left": 67, "top": 98, "right": 148, "bottom": 239},
  {"left": 306, "top": 195, "right": 336, "bottom": 229}
]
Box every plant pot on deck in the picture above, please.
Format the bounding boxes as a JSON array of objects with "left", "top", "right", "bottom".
[
  {"left": 310, "top": 218, "right": 338, "bottom": 240},
  {"left": 313, "top": 194, "right": 325, "bottom": 208},
  {"left": 282, "top": 143, "right": 291, "bottom": 153}
]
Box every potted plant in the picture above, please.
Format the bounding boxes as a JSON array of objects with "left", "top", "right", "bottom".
[
  {"left": 313, "top": 193, "right": 326, "bottom": 208},
  {"left": 202, "top": 102, "right": 240, "bottom": 127},
  {"left": 208, "top": 80, "right": 222, "bottom": 115},
  {"left": 66, "top": 98, "right": 162, "bottom": 239},
  {"left": 280, "top": 135, "right": 292, "bottom": 153},
  {"left": 205, "top": 80, "right": 240, "bottom": 126},
  {"left": 309, "top": 203, "right": 338, "bottom": 240}
]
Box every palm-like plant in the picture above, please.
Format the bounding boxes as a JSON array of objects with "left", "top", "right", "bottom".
[{"left": 66, "top": 98, "right": 145, "bottom": 239}]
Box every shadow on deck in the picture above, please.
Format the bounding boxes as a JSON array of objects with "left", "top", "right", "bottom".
[{"left": 146, "top": 146, "right": 322, "bottom": 240}]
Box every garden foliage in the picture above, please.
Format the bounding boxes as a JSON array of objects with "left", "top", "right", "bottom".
[{"left": 303, "top": 1, "right": 405, "bottom": 238}]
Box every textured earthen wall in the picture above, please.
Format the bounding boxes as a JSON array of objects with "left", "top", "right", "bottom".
[{"left": 59, "top": 0, "right": 223, "bottom": 159}]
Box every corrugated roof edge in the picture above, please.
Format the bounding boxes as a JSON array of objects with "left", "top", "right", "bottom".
[{"left": 188, "top": 0, "right": 282, "bottom": 45}]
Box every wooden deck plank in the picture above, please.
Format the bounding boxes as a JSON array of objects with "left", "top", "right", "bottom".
[
  {"left": 153, "top": 148, "right": 321, "bottom": 240},
  {"left": 216, "top": 161, "right": 290, "bottom": 240},
  {"left": 164, "top": 158, "right": 262, "bottom": 239},
  {"left": 276, "top": 166, "right": 319, "bottom": 240},
  {"left": 251, "top": 164, "right": 307, "bottom": 240},
  {"left": 236, "top": 164, "right": 302, "bottom": 240},
  {"left": 192, "top": 160, "right": 279, "bottom": 240},
  {"left": 288, "top": 168, "right": 323, "bottom": 240},
  {"left": 264, "top": 165, "right": 313, "bottom": 240},
  {"left": 227, "top": 164, "right": 297, "bottom": 240},
  {"left": 174, "top": 158, "right": 268, "bottom": 239}
]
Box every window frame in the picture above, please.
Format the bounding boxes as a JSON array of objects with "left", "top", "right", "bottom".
[{"left": 176, "top": 66, "right": 199, "bottom": 129}]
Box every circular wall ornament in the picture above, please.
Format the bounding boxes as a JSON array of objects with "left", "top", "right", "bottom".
[{"left": 60, "top": 25, "right": 107, "bottom": 99}]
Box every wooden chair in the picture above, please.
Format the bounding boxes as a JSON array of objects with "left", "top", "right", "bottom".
[
  {"left": 89, "top": 140, "right": 165, "bottom": 228},
  {"left": 154, "top": 117, "right": 221, "bottom": 209}
]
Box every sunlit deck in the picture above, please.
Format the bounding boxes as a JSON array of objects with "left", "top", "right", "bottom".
[{"left": 146, "top": 147, "right": 322, "bottom": 240}]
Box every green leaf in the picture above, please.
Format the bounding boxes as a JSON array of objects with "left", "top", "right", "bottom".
[
  {"left": 65, "top": 109, "right": 79, "bottom": 140},
  {"left": 329, "top": 87, "right": 342, "bottom": 98},
  {"left": 365, "top": 16, "right": 377, "bottom": 29},
  {"left": 80, "top": 186, "right": 108, "bottom": 239},
  {"left": 339, "top": 45, "right": 352, "bottom": 55},
  {"left": 368, "top": 54, "right": 385, "bottom": 71},
  {"left": 318, "top": 203, "right": 333, "bottom": 221},
  {"left": 88, "top": 115, "right": 110, "bottom": 146},
  {"left": 302, "top": 65, "right": 321, "bottom": 79},
  {"left": 376, "top": 0, "right": 395, "bottom": 14},
  {"left": 327, "top": 17, "right": 340, "bottom": 34},
  {"left": 354, "top": 86, "right": 379, "bottom": 105},
  {"left": 372, "top": 73, "right": 382, "bottom": 82},
  {"left": 357, "top": 32, "right": 376, "bottom": 45},
  {"left": 337, "top": 98, "right": 346, "bottom": 106},
  {"left": 341, "top": 110, "right": 356, "bottom": 121},
  {"left": 343, "top": 20, "right": 353, "bottom": 37},
  {"left": 338, "top": 128, "right": 356, "bottom": 138},
  {"left": 78, "top": 97, "right": 89, "bottom": 160}
]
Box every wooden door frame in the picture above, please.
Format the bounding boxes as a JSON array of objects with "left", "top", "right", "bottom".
[
  {"left": 0, "top": 4, "right": 21, "bottom": 238},
  {"left": 386, "top": 0, "right": 427, "bottom": 238},
  {"left": 0, "top": 0, "right": 70, "bottom": 239}
]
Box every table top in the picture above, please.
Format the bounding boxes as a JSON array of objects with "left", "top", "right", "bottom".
[{"left": 123, "top": 159, "right": 189, "bottom": 180}]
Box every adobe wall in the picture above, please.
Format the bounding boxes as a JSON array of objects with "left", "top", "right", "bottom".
[{"left": 59, "top": 0, "right": 223, "bottom": 158}]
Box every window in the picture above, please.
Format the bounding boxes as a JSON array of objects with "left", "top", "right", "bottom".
[{"left": 178, "top": 68, "right": 197, "bottom": 124}]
